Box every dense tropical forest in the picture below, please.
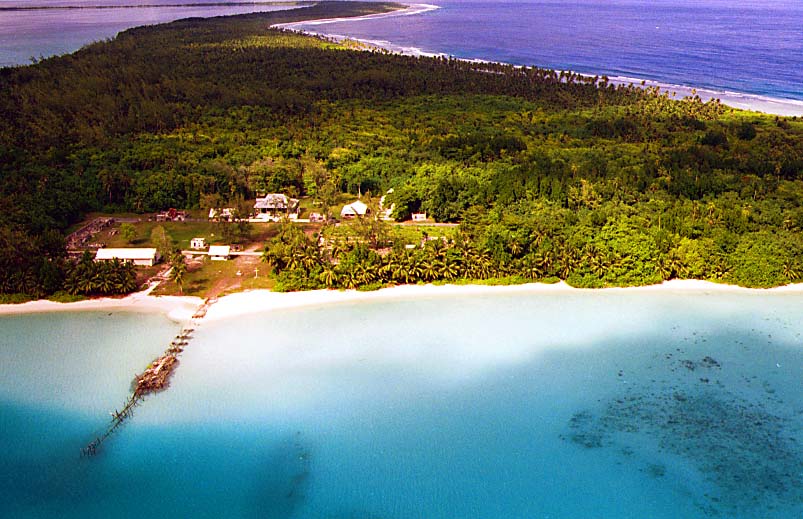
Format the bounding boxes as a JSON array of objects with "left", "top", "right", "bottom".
[{"left": 2, "top": 1, "right": 803, "bottom": 297}]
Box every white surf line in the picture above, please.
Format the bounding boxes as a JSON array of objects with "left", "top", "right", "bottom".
[
  {"left": 604, "top": 74, "right": 803, "bottom": 117},
  {"left": 271, "top": 3, "right": 440, "bottom": 30}
]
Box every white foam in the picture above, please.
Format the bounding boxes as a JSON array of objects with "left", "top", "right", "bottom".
[{"left": 272, "top": 3, "right": 441, "bottom": 30}]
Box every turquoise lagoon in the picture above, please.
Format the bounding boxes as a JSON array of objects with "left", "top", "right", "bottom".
[{"left": 2, "top": 291, "right": 803, "bottom": 518}]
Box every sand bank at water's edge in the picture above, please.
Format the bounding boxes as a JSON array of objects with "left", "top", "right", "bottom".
[
  {"left": 202, "top": 279, "right": 803, "bottom": 322},
  {"left": 0, "top": 285, "right": 202, "bottom": 322},
  {"left": 2, "top": 279, "right": 802, "bottom": 321}
]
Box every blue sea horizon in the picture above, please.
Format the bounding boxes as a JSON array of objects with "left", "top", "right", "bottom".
[{"left": 2, "top": 291, "right": 803, "bottom": 518}]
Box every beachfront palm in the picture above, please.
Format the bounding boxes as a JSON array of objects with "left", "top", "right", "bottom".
[
  {"left": 782, "top": 261, "right": 799, "bottom": 281},
  {"left": 658, "top": 251, "right": 686, "bottom": 280},
  {"left": 96, "top": 272, "right": 115, "bottom": 294},
  {"left": 441, "top": 259, "right": 460, "bottom": 280},
  {"left": 355, "top": 263, "right": 375, "bottom": 285},
  {"left": 169, "top": 252, "right": 187, "bottom": 294},
  {"left": 391, "top": 261, "right": 407, "bottom": 283},
  {"left": 535, "top": 250, "right": 554, "bottom": 275},
  {"left": 301, "top": 248, "right": 320, "bottom": 270},
  {"left": 342, "top": 271, "right": 358, "bottom": 289},
  {"left": 405, "top": 254, "right": 423, "bottom": 282},
  {"left": 421, "top": 259, "right": 439, "bottom": 281},
  {"left": 318, "top": 267, "right": 339, "bottom": 288},
  {"left": 380, "top": 257, "right": 396, "bottom": 281},
  {"left": 522, "top": 256, "right": 543, "bottom": 280},
  {"left": 558, "top": 247, "right": 580, "bottom": 279}
]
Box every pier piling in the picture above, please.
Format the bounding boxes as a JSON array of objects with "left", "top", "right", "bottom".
[{"left": 82, "top": 299, "right": 215, "bottom": 456}]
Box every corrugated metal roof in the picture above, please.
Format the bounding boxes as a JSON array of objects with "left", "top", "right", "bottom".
[
  {"left": 95, "top": 248, "right": 158, "bottom": 260},
  {"left": 208, "top": 245, "right": 230, "bottom": 256}
]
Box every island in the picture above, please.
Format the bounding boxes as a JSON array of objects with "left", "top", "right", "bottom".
[{"left": 2, "top": 0, "right": 803, "bottom": 306}]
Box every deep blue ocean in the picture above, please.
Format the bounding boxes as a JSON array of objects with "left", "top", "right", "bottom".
[
  {"left": 301, "top": 0, "right": 803, "bottom": 102},
  {"left": 3, "top": 291, "right": 803, "bottom": 518}
]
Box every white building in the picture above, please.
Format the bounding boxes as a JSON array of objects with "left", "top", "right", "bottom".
[
  {"left": 340, "top": 200, "right": 369, "bottom": 219},
  {"left": 95, "top": 248, "right": 160, "bottom": 267},
  {"left": 208, "top": 208, "right": 235, "bottom": 221},
  {"left": 208, "top": 245, "right": 231, "bottom": 261},
  {"left": 190, "top": 237, "right": 207, "bottom": 249}
]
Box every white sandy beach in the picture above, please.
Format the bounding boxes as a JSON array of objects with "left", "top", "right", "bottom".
[
  {"left": 202, "top": 279, "right": 803, "bottom": 322},
  {"left": 0, "top": 284, "right": 202, "bottom": 321},
  {"left": 4, "top": 279, "right": 802, "bottom": 322},
  {"left": 272, "top": 3, "right": 440, "bottom": 31}
]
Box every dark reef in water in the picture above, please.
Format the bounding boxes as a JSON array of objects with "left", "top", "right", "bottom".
[{"left": 565, "top": 346, "right": 803, "bottom": 516}]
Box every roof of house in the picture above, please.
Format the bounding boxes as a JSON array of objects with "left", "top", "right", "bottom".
[
  {"left": 95, "top": 248, "right": 158, "bottom": 260},
  {"left": 254, "top": 194, "right": 299, "bottom": 210},
  {"left": 208, "top": 208, "right": 234, "bottom": 218},
  {"left": 341, "top": 200, "right": 369, "bottom": 216},
  {"left": 208, "top": 245, "right": 231, "bottom": 256}
]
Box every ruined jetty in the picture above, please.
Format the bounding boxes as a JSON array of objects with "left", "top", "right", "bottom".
[{"left": 83, "top": 299, "right": 215, "bottom": 456}]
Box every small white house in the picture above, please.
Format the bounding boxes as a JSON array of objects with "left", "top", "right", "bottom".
[
  {"left": 340, "top": 200, "right": 369, "bottom": 219},
  {"left": 95, "top": 248, "right": 160, "bottom": 266},
  {"left": 208, "top": 245, "right": 231, "bottom": 261},
  {"left": 412, "top": 212, "right": 428, "bottom": 222},
  {"left": 190, "top": 237, "right": 207, "bottom": 249},
  {"left": 208, "top": 208, "right": 235, "bottom": 221}
]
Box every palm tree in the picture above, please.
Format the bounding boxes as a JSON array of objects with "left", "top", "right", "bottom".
[
  {"left": 441, "top": 258, "right": 460, "bottom": 280},
  {"left": 355, "top": 263, "right": 376, "bottom": 285},
  {"left": 169, "top": 252, "right": 187, "bottom": 294},
  {"left": 301, "top": 248, "right": 319, "bottom": 271},
  {"left": 318, "top": 266, "right": 339, "bottom": 288},
  {"left": 421, "top": 259, "right": 439, "bottom": 281},
  {"left": 782, "top": 260, "right": 799, "bottom": 282},
  {"left": 522, "top": 255, "right": 543, "bottom": 280}
]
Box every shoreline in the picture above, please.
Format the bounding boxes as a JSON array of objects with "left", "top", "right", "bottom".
[
  {"left": 3, "top": 279, "right": 803, "bottom": 321},
  {"left": 0, "top": 284, "right": 202, "bottom": 322},
  {"left": 275, "top": 3, "right": 803, "bottom": 117}
]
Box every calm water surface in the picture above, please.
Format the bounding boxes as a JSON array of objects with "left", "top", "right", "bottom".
[
  {"left": 0, "top": 0, "right": 296, "bottom": 67},
  {"left": 2, "top": 292, "right": 803, "bottom": 518}
]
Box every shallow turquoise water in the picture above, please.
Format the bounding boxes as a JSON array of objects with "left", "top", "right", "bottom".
[{"left": 2, "top": 293, "right": 803, "bottom": 518}]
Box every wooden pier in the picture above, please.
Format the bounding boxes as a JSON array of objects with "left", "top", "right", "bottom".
[{"left": 82, "top": 300, "right": 215, "bottom": 456}]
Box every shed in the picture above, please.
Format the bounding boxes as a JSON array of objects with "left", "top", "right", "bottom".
[
  {"left": 340, "top": 200, "right": 369, "bottom": 219},
  {"left": 190, "top": 237, "right": 207, "bottom": 249},
  {"left": 208, "top": 245, "right": 231, "bottom": 261},
  {"left": 95, "top": 248, "right": 160, "bottom": 267}
]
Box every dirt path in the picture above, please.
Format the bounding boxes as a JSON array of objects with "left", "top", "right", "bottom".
[{"left": 205, "top": 246, "right": 263, "bottom": 298}]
